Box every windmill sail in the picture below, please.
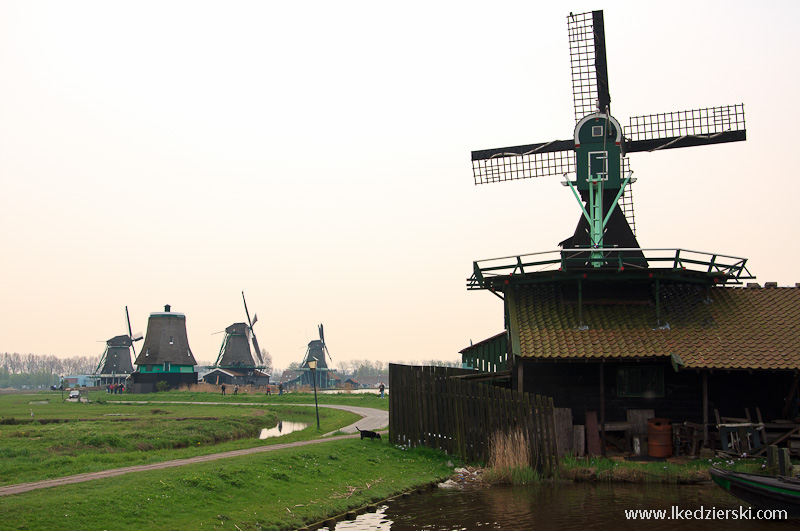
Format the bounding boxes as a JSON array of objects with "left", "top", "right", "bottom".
[
  {"left": 568, "top": 10, "right": 611, "bottom": 121},
  {"left": 470, "top": 10, "right": 746, "bottom": 260},
  {"left": 241, "top": 292, "right": 264, "bottom": 365},
  {"left": 624, "top": 105, "right": 746, "bottom": 153}
]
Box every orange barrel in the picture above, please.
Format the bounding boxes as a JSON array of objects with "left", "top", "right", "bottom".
[{"left": 647, "top": 418, "right": 673, "bottom": 457}]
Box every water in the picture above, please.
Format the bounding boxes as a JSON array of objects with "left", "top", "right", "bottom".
[
  {"left": 258, "top": 420, "right": 308, "bottom": 439},
  {"left": 328, "top": 483, "right": 795, "bottom": 530}
]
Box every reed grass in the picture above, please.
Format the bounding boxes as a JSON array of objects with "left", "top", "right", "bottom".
[{"left": 484, "top": 429, "right": 541, "bottom": 485}]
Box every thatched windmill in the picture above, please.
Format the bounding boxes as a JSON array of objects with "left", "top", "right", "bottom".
[
  {"left": 131, "top": 304, "right": 198, "bottom": 392},
  {"left": 299, "top": 324, "right": 336, "bottom": 388},
  {"left": 93, "top": 306, "right": 142, "bottom": 386},
  {"left": 205, "top": 292, "right": 270, "bottom": 386}
]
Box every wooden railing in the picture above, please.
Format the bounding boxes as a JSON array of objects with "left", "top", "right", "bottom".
[{"left": 388, "top": 364, "right": 558, "bottom": 476}]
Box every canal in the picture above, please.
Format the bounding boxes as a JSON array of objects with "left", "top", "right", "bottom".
[{"left": 328, "top": 482, "right": 795, "bottom": 530}]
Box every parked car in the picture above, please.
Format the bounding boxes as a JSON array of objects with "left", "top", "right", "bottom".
[{"left": 68, "top": 390, "right": 81, "bottom": 399}]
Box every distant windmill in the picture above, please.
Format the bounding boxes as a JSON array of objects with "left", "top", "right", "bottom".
[
  {"left": 132, "top": 304, "right": 199, "bottom": 392},
  {"left": 94, "top": 306, "right": 142, "bottom": 385},
  {"left": 471, "top": 10, "right": 746, "bottom": 267},
  {"left": 208, "top": 292, "right": 269, "bottom": 386},
  {"left": 299, "top": 324, "right": 334, "bottom": 388}
]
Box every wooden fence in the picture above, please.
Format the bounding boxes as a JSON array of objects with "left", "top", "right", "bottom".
[{"left": 389, "top": 364, "right": 559, "bottom": 476}]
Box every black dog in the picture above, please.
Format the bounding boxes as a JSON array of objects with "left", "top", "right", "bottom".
[{"left": 357, "top": 427, "right": 381, "bottom": 441}]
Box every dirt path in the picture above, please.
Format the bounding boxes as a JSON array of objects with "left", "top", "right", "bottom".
[
  {"left": 0, "top": 402, "right": 388, "bottom": 497},
  {"left": 105, "top": 400, "right": 388, "bottom": 435}
]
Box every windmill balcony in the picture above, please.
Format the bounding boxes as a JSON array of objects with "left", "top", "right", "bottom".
[{"left": 468, "top": 247, "right": 753, "bottom": 290}]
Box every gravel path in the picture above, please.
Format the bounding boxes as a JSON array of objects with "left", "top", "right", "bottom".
[{"left": 0, "top": 402, "right": 388, "bottom": 497}]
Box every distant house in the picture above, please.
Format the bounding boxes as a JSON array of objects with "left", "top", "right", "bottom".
[
  {"left": 63, "top": 375, "right": 94, "bottom": 387},
  {"left": 202, "top": 368, "right": 270, "bottom": 387},
  {"left": 353, "top": 376, "right": 386, "bottom": 390}
]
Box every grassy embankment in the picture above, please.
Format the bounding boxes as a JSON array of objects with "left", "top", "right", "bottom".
[
  {"left": 0, "top": 438, "right": 453, "bottom": 531},
  {"left": 1, "top": 390, "right": 455, "bottom": 530},
  {"left": 0, "top": 390, "right": 369, "bottom": 485}
]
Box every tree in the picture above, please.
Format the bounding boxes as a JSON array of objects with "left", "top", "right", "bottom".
[{"left": 260, "top": 348, "right": 273, "bottom": 373}]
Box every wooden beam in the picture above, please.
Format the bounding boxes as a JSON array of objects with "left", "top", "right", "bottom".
[
  {"left": 781, "top": 373, "right": 800, "bottom": 420},
  {"left": 600, "top": 362, "right": 606, "bottom": 456},
  {"left": 703, "top": 371, "right": 709, "bottom": 447}
]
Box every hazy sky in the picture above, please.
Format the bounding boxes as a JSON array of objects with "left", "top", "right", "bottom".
[{"left": 1, "top": 1, "right": 798, "bottom": 371}]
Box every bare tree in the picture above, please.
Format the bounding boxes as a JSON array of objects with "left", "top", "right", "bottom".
[{"left": 260, "top": 348, "right": 273, "bottom": 373}]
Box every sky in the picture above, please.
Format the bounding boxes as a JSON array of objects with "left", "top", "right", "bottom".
[{"left": 1, "top": 1, "right": 798, "bottom": 371}]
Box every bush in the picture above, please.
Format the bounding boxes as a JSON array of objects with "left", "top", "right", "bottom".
[{"left": 155, "top": 381, "right": 169, "bottom": 392}]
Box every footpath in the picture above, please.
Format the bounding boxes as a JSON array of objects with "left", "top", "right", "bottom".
[{"left": 0, "top": 402, "right": 388, "bottom": 497}]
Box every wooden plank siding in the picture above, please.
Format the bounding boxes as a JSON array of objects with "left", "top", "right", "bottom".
[{"left": 389, "top": 364, "right": 559, "bottom": 476}]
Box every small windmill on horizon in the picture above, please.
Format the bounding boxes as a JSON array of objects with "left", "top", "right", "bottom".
[
  {"left": 299, "top": 324, "right": 336, "bottom": 389},
  {"left": 93, "top": 306, "right": 142, "bottom": 386}
]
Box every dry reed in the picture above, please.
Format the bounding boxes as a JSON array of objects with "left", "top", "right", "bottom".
[
  {"left": 178, "top": 382, "right": 275, "bottom": 395},
  {"left": 485, "top": 429, "right": 540, "bottom": 484}
]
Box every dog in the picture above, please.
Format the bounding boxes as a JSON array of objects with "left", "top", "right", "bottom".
[{"left": 356, "top": 427, "right": 381, "bottom": 441}]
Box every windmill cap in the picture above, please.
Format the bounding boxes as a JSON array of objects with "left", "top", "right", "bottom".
[{"left": 149, "top": 307, "right": 186, "bottom": 318}]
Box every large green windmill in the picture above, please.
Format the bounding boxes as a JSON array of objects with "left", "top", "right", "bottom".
[{"left": 471, "top": 10, "right": 747, "bottom": 269}]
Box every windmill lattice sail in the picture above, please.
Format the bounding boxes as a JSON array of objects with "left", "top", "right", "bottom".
[
  {"left": 470, "top": 9, "right": 747, "bottom": 264},
  {"left": 568, "top": 10, "right": 611, "bottom": 121}
]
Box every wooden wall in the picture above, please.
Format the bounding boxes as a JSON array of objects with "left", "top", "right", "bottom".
[{"left": 389, "top": 364, "right": 559, "bottom": 476}]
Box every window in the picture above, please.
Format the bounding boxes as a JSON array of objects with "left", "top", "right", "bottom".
[
  {"left": 592, "top": 125, "right": 604, "bottom": 137},
  {"left": 164, "top": 361, "right": 171, "bottom": 372},
  {"left": 617, "top": 366, "right": 664, "bottom": 397}
]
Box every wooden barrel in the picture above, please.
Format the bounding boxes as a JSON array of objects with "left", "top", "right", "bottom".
[{"left": 647, "top": 418, "right": 672, "bottom": 457}]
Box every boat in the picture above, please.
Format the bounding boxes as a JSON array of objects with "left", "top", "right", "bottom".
[{"left": 709, "top": 467, "right": 800, "bottom": 517}]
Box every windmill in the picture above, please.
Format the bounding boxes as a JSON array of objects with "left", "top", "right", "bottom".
[
  {"left": 471, "top": 10, "right": 746, "bottom": 268},
  {"left": 132, "top": 304, "right": 199, "bottom": 392},
  {"left": 300, "top": 324, "right": 334, "bottom": 388},
  {"left": 94, "top": 306, "right": 142, "bottom": 386},
  {"left": 208, "top": 292, "right": 269, "bottom": 386},
  {"left": 241, "top": 291, "right": 265, "bottom": 366}
]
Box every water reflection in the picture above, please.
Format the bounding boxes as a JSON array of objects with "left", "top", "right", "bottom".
[
  {"left": 329, "top": 483, "right": 796, "bottom": 530},
  {"left": 258, "top": 420, "right": 308, "bottom": 439}
]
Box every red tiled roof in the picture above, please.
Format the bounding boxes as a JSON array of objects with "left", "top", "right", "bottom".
[{"left": 509, "top": 284, "right": 800, "bottom": 370}]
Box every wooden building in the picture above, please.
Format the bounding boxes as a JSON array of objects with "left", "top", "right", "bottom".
[{"left": 463, "top": 273, "right": 800, "bottom": 454}]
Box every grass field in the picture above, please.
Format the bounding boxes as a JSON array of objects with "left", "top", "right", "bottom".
[
  {"left": 0, "top": 389, "right": 453, "bottom": 531},
  {"left": 0, "top": 390, "right": 367, "bottom": 485},
  {"left": 0, "top": 438, "right": 454, "bottom": 531}
]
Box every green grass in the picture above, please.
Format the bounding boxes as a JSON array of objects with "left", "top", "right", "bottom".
[
  {"left": 123, "top": 388, "right": 390, "bottom": 410},
  {"left": 0, "top": 391, "right": 361, "bottom": 485},
  {"left": 0, "top": 439, "right": 455, "bottom": 531},
  {"left": 558, "top": 454, "right": 794, "bottom": 483}
]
